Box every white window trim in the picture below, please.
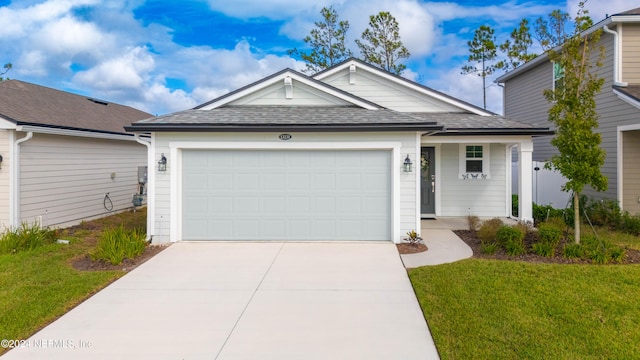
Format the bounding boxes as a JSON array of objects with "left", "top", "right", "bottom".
[{"left": 458, "top": 144, "right": 491, "bottom": 179}]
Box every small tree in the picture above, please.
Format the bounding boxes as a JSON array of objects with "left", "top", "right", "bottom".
[
  {"left": 461, "top": 25, "right": 498, "bottom": 109},
  {"left": 355, "top": 11, "right": 410, "bottom": 75},
  {"left": 542, "top": 3, "right": 606, "bottom": 244},
  {"left": 534, "top": 9, "right": 570, "bottom": 51},
  {"left": 288, "top": 6, "right": 352, "bottom": 74},
  {"left": 497, "top": 19, "right": 537, "bottom": 71},
  {"left": 0, "top": 63, "right": 12, "bottom": 81}
]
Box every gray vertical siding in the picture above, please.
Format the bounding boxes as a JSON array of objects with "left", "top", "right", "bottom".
[{"left": 503, "top": 32, "right": 640, "bottom": 210}]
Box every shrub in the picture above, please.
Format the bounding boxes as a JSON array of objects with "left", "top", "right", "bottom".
[
  {"left": 481, "top": 242, "right": 498, "bottom": 255},
  {"left": 563, "top": 243, "right": 583, "bottom": 259},
  {"left": 478, "top": 218, "right": 503, "bottom": 245},
  {"left": 0, "top": 223, "right": 57, "bottom": 255},
  {"left": 621, "top": 213, "right": 640, "bottom": 236},
  {"left": 580, "top": 235, "right": 626, "bottom": 265},
  {"left": 584, "top": 198, "right": 622, "bottom": 228},
  {"left": 512, "top": 194, "right": 519, "bottom": 217},
  {"left": 533, "top": 203, "right": 567, "bottom": 226},
  {"left": 532, "top": 242, "right": 556, "bottom": 257},
  {"left": 91, "top": 226, "right": 147, "bottom": 265},
  {"left": 406, "top": 230, "right": 423, "bottom": 246},
  {"left": 538, "top": 223, "right": 563, "bottom": 244},
  {"left": 467, "top": 215, "right": 481, "bottom": 232},
  {"left": 496, "top": 226, "right": 525, "bottom": 256}
]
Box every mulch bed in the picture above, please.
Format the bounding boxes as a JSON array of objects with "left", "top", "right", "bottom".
[
  {"left": 396, "top": 242, "right": 428, "bottom": 254},
  {"left": 455, "top": 230, "right": 640, "bottom": 264},
  {"left": 71, "top": 244, "right": 170, "bottom": 272}
]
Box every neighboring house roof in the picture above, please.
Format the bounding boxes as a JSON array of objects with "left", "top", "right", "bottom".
[
  {"left": 0, "top": 80, "right": 152, "bottom": 135},
  {"left": 613, "top": 85, "right": 640, "bottom": 109},
  {"left": 496, "top": 7, "right": 640, "bottom": 84}
]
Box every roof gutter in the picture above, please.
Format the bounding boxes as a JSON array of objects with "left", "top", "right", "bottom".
[
  {"left": 11, "top": 131, "right": 33, "bottom": 227},
  {"left": 603, "top": 24, "right": 628, "bottom": 87}
]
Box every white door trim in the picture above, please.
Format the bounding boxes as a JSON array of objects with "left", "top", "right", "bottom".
[{"left": 168, "top": 141, "right": 402, "bottom": 243}]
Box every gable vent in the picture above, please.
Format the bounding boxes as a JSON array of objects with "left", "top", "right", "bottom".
[
  {"left": 284, "top": 77, "right": 293, "bottom": 99},
  {"left": 349, "top": 64, "right": 356, "bottom": 84}
]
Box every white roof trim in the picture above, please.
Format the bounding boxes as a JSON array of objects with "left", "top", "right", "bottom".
[
  {"left": 314, "top": 59, "right": 493, "bottom": 116},
  {"left": 0, "top": 116, "right": 17, "bottom": 129},
  {"left": 199, "top": 70, "right": 380, "bottom": 110},
  {"left": 613, "top": 88, "right": 640, "bottom": 110},
  {"left": 16, "top": 125, "right": 138, "bottom": 141}
]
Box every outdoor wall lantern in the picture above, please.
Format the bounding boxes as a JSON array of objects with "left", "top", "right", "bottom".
[
  {"left": 0, "top": 154, "right": 3, "bottom": 169},
  {"left": 403, "top": 154, "right": 413, "bottom": 173},
  {"left": 158, "top": 153, "right": 167, "bottom": 171}
]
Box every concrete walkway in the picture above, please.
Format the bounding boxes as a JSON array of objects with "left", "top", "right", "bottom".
[
  {"left": 400, "top": 229, "right": 473, "bottom": 268},
  {"left": 2, "top": 242, "right": 439, "bottom": 360}
]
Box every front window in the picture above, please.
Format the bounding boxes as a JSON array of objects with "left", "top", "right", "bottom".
[
  {"left": 459, "top": 144, "right": 491, "bottom": 179},
  {"left": 465, "top": 145, "right": 483, "bottom": 172},
  {"left": 553, "top": 62, "right": 564, "bottom": 93}
]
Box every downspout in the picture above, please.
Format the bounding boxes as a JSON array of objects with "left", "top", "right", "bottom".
[
  {"left": 134, "top": 133, "right": 154, "bottom": 243},
  {"left": 12, "top": 131, "right": 33, "bottom": 227},
  {"left": 603, "top": 24, "right": 629, "bottom": 87}
]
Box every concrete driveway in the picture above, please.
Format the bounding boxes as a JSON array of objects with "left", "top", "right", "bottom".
[{"left": 2, "top": 242, "right": 439, "bottom": 360}]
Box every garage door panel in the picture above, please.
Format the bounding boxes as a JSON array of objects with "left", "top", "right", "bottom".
[{"left": 182, "top": 150, "right": 390, "bottom": 241}]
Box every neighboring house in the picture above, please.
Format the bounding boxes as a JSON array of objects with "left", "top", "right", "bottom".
[
  {"left": 0, "top": 80, "right": 152, "bottom": 229},
  {"left": 126, "top": 59, "right": 551, "bottom": 244},
  {"left": 497, "top": 7, "right": 640, "bottom": 214}
]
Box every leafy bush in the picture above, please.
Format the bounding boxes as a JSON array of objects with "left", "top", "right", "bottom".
[
  {"left": 512, "top": 194, "right": 519, "bottom": 217},
  {"left": 496, "top": 225, "right": 525, "bottom": 256},
  {"left": 538, "top": 223, "right": 563, "bottom": 245},
  {"left": 0, "top": 223, "right": 57, "bottom": 255},
  {"left": 584, "top": 198, "right": 622, "bottom": 228},
  {"left": 91, "top": 226, "right": 147, "bottom": 265},
  {"left": 467, "top": 215, "right": 481, "bottom": 232},
  {"left": 406, "top": 230, "right": 423, "bottom": 246},
  {"left": 533, "top": 203, "right": 567, "bottom": 226},
  {"left": 621, "top": 213, "right": 640, "bottom": 236},
  {"left": 581, "top": 235, "right": 626, "bottom": 265},
  {"left": 478, "top": 218, "right": 503, "bottom": 245}
]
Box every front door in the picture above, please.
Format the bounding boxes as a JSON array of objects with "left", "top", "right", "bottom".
[{"left": 421, "top": 147, "right": 436, "bottom": 216}]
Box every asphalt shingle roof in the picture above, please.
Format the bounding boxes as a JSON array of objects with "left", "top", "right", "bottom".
[
  {"left": 127, "top": 106, "right": 552, "bottom": 135},
  {"left": 0, "top": 80, "right": 152, "bottom": 134}
]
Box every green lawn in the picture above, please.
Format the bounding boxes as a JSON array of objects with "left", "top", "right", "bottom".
[
  {"left": 0, "top": 209, "right": 146, "bottom": 354},
  {"left": 409, "top": 260, "right": 640, "bottom": 360}
]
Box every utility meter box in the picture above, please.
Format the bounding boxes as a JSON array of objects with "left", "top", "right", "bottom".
[{"left": 138, "top": 166, "right": 148, "bottom": 184}]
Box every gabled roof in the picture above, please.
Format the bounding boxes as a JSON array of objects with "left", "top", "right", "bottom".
[
  {"left": 496, "top": 7, "right": 640, "bottom": 83},
  {"left": 0, "top": 80, "right": 152, "bottom": 135},
  {"left": 407, "top": 113, "right": 554, "bottom": 136},
  {"left": 314, "top": 58, "right": 494, "bottom": 116},
  {"left": 194, "top": 68, "right": 381, "bottom": 110},
  {"left": 126, "top": 106, "right": 442, "bottom": 132},
  {"left": 613, "top": 85, "right": 640, "bottom": 109}
]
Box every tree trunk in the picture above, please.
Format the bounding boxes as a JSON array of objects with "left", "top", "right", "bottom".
[{"left": 574, "top": 191, "right": 580, "bottom": 244}]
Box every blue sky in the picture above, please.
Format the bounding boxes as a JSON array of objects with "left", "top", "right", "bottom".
[{"left": 0, "top": 0, "right": 633, "bottom": 115}]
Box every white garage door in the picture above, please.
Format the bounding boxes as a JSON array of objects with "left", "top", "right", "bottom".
[{"left": 182, "top": 149, "right": 391, "bottom": 241}]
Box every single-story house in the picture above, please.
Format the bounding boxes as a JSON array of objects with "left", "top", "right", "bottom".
[
  {"left": 126, "top": 59, "right": 552, "bottom": 243},
  {"left": 0, "top": 80, "right": 151, "bottom": 229}
]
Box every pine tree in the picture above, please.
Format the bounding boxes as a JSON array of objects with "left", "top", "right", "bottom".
[
  {"left": 461, "top": 25, "right": 498, "bottom": 109},
  {"left": 355, "top": 11, "right": 410, "bottom": 75}
]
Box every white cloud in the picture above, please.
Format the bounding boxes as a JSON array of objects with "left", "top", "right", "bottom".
[
  {"left": 567, "top": 0, "right": 633, "bottom": 23},
  {"left": 426, "top": 65, "right": 504, "bottom": 115},
  {"left": 73, "top": 46, "right": 154, "bottom": 90},
  {"left": 204, "top": 0, "right": 330, "bottom": 20}
]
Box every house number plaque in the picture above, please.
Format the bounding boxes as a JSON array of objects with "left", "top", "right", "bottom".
[{"left": 279, "top": 134, "right": 292, "bottom": 141}]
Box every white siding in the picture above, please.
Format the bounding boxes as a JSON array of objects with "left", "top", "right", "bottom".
[
  {"left": 439, "top": 143, "right": 507, "bottom": 217},
  {"left": 151, "top": 132, "right": 418, "bottom": 243},
  {"left": 229, "top": 81, "right": 351, "bottom": 106},
  {"left": 19, "top": 134, "right": 146, "bottom": 227},
  {"left": 0, "top": 130, "right": 10, "bottom": 228},
  {"left": 322, "top": 70, "right": 463, "bottom": 112}
]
